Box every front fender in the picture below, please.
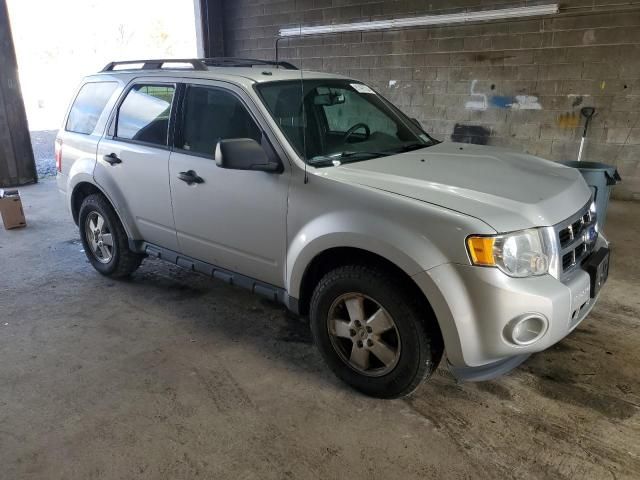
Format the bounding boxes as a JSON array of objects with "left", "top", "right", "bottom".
[{"left": 286, "top": 210, "right": 449, "bottom": 299}]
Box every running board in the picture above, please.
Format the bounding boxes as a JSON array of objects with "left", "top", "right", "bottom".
[{"left": 131, "top": 240, "right": 290, "bottom": 305}]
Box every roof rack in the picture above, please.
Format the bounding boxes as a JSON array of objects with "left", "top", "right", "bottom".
[
  {"left": 101, "top": 57, "right": 298, "bottom": 73},
  {"left": 201, "top": 57, "right": 298, "bottom": 70},
  {"left": 101, "top": 59, "right": 209, "bottom": 72}
]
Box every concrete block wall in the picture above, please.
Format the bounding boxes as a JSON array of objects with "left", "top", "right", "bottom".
[{"left": 222, "top": 1, "right": 640, "bottom": 200}]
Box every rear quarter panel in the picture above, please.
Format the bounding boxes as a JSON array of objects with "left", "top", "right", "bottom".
[{"left": 57, "top": 77, "right": 125, "bottom": 213}]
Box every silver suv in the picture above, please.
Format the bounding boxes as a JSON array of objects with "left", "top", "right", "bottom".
[{"left": 57, "top": 58, "right": 610, "bottom": 398}]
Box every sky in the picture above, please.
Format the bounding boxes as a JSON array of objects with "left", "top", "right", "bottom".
[{"left": 6, "top": 0, "right": 199, "bottom": 130}]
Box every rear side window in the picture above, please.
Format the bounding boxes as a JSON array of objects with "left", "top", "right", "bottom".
[
  {"left": 116, "top": 84, "right": 175, "bottom": 146},
  {"left": 66, "top": 82, "right": 118, "bottom": 134}
]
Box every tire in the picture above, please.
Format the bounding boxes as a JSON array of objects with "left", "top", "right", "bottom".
[
  {"left": 310, "top": 265, "right": 442, "bottom": 398},
  {"left": 78, "top": 193, "right": 143, "bottom": 278}
]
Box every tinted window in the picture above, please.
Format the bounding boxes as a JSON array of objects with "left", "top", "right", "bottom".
[
  {"left": 66, "top": 82, "right": 118, "bottom": 134},
  {"left": 116, "top": 84, "right": 175, "bottom": 146},
  {"left": 180, "top": 86, "right": 261, "bottom": 157}
]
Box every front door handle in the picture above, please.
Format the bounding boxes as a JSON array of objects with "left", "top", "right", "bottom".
[
  {"left": 103, "top": 153, "right": 122, "bottom": 165},
  {"left": 177, "top": 170, "right": 204, "bottom": 185}
]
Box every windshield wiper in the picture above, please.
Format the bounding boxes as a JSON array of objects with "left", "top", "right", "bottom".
[
  {"left": 392, "top": 142, "right": 431, "bottom": 153},
  {"left": 307, "top": 150, "right": 388, "bottom": 167},
  {"left": 340, "top": 150, "right": 389, "bottom": 158},
  {"left": 307, "top": 143, "right": 437, "bottom": 167}
]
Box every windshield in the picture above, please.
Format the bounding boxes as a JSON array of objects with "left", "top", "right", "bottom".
[{"left": 256, "top": 79, "right": 438, "bottom": 166}]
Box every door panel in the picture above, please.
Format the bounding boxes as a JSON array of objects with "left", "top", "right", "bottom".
[
  {"left": 94, "top": 81, "right": 178, "bottom": 250},
  {"left": 170, "top": 153, "right": 287, "bottom": 285},
  {"left": 95, "top": 139, "right": 177, "bottom": 250},
  {"left": 169, "top": 83, "right": 288, "bottom": 287}
]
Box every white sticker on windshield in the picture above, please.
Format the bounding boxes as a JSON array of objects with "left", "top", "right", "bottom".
[{"left": 351, "top": 83, "right": 375, "bottom": 94}]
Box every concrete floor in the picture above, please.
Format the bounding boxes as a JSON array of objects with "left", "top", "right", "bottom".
[{"left": 1, "top": 179, "right": 639, "bottom": 480}]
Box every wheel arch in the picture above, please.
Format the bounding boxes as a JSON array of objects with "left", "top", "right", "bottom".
[
  {"left": 295, "top": 247, "right": 435, "bottom": 326},
  {"left": 70, "top": 181, "right": 102, "bottom": 225},
  {"left": 70, "top": 181, "right": 136, "bottom": 240}
]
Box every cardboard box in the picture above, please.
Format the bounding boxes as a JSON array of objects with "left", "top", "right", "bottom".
[{"left": 0, "top": 189, "right": 26, "bottom": 230}]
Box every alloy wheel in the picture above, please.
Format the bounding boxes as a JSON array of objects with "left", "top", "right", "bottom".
[
  {"left": 84, "top": 211, "right": 114, "bottom": 264},
  {"left": 327, "top": 293, "right": 401, "bottom": 377}
]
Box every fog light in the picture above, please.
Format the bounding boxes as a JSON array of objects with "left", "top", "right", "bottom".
[{"left": 504, "top": 314, "right": 548, "bottom": 346}]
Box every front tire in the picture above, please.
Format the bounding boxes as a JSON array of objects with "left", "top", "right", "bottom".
[
  {"left": 78, "top": 193, "right": 143, "bottom": 277},
  {"left": 310, "top": 265, "right": 442, "bottom": 398}
]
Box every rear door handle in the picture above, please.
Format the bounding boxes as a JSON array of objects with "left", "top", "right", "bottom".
[
  {"left": 103, "top": 153, "right": 122, "bottom": 165},
  {"left": 177, "top": 170, "right": 204, "bottom": 185}
]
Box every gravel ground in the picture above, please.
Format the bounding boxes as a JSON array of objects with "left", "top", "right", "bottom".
[{"left": 30, "top": 130, "right": 57, "bottom": 178}]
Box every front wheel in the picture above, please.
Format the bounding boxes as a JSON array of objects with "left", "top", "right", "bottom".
[
  {"left": 78, "top": 193, "right": 143, "bottom": 277},
  {"left": 310, "top": 265, "right": 442, "bottom": 398}
]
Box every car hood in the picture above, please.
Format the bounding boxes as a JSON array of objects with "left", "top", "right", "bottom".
[{"left": 319, "top": 142, "right": 591, "bottom": 232}]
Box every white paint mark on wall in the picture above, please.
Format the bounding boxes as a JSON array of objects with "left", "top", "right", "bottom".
[
  {"left": 511, "top": 95, "right": 542, "bottom": 110},
  {"left": 388, "top": 80, "right": 398, "bottom": 88},
  {"left": 465, "top": 79, "right": 488, "bottom": 111},
  {"left": 464, "top": 80, "right": 542, "bottom": 110}
]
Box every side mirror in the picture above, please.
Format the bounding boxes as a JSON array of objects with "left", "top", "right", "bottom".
[{"left": 215, "top": 138, "right": 281, "bottom": 173}]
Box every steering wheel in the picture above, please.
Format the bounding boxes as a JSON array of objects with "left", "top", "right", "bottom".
[{"left": 343, "top": 123, "right": 371, "bottom": 143}]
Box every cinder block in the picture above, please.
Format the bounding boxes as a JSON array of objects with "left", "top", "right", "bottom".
[
  {"left": 492, "top": 34, "right": 521, "bottom": 50},
  {"left": 412, "top": 67, "right": 437, "bottom": 80},
  {"left": 582, "top": 63, "right": 620, "bottom": 80},
  {"left": 539, "top": 64, "right": 583, "bottom": 81},
  {"left": 423, "top": 53, "right": 451, "bottom": 67},
  {"left": 359, "top": 56, "right": 380, "bottom": 68},
  {"left": 438, "top": 38, "right": 464, "bottom": 52},
  {"left": 510, "top": 123, "right": 541, "bottom": 140},
  {"left": 463, "top": 36, "right": 492, "bottom": 51},
  {"left": 412, "top": 40, "right": 442, "bottom": 54},
  {"left": 547, "top": 11, "right": 640, "bottom": 32},
  {"left": 422, "top": 81, "right": 448, "bottom": 94},
  {"left": 607, "top": 128, "right": 640, "bottom": 145},
  {"left": 508, "top": 19, "right": 543, "bottom": 34},
  {"left": 533, "top": 48, "right": 567, "bottom": 65},
  {"left": 521, "top": 33, "right": 543, "bottom": 49},
  {"left": 503, "top": 52, "right": 534, "bottom": 66}
]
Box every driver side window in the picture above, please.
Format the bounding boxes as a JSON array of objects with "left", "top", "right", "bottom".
[
  {"left": 180, "top": 85, "right": 261, "bottom": 157},
  {"left": 322, "top": 89, "right": 396, "bottom": 136}
]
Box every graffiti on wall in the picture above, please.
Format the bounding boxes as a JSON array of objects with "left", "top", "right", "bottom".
[
  {"left": 557, "top": 112, "right": 580, "bottom": 129},
  {"left": 451, "top": 124, "right": 491, "bottom": 145},
  {"left": 464, "top": 80, "right": 542, "bottom": 111}
]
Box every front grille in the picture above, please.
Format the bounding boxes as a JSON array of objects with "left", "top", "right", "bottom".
[{"left": 555, "top": 202, "right": 597, "bottom": 277}]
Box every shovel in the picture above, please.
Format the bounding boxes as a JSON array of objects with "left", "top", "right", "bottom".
[{"left": 577, "top": 107, "right": 595, "bottom": 162}]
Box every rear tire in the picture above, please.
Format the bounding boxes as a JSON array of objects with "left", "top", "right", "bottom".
[
  {"left": 78, "top": 193, "right": 143, "bottom": 277},
  {"left": 310, "top": 264, "right": 442, "bottom": 398}
]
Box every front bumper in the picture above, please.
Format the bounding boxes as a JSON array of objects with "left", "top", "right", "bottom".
[{"left": 413, "top": 234, "right": 608, "bottom": 374}]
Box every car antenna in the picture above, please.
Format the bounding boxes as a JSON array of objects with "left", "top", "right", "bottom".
[{"left": 298, "top": 28, "right": 309, "bottom": 184}]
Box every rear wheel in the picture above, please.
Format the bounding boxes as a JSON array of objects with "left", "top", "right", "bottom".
[
  {"left": 78, "top": 194, "right": 143, "bottom": 277},
  {"left": 310, "top": 265, "right": 442, "bottom": 398}
]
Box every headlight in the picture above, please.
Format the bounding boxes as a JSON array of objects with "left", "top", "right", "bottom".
[
  {"left": 467, "top": 228, "right": 555, "bottom": 278},
  {"left": 589, "top": 201, "right": 598, "bottom": 232}
]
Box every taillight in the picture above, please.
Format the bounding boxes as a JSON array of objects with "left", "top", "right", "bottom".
[{"left": 55, "top": 138, "right": 63, "bottom": 172}]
